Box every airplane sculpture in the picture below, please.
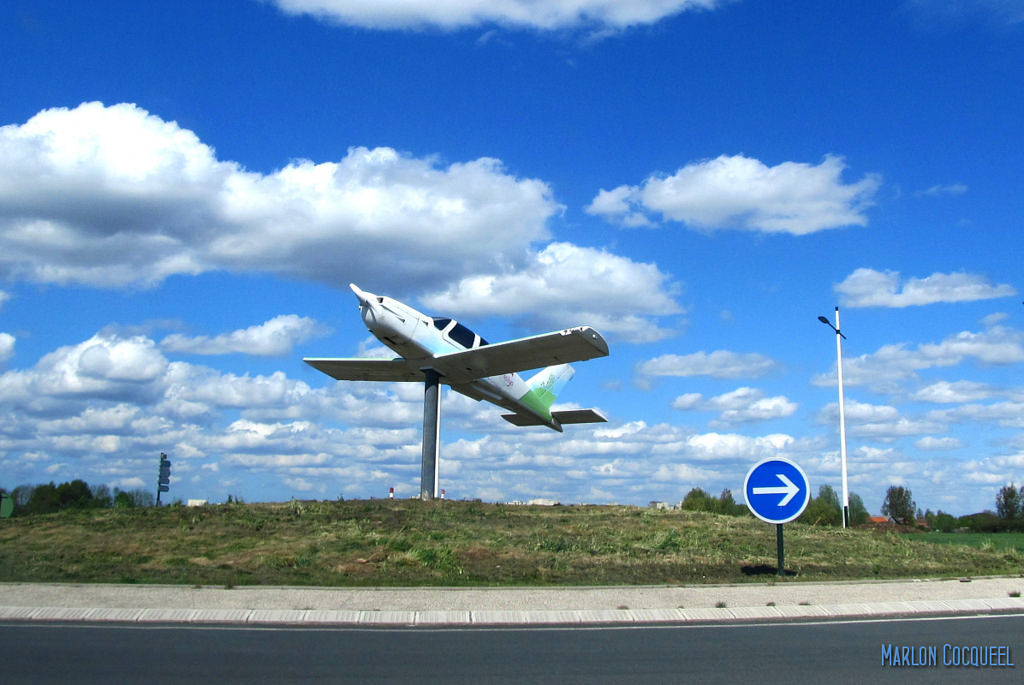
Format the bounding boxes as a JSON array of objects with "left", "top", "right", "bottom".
[{"left": 304, "top": 284, "right": 609, "bottom": 499}]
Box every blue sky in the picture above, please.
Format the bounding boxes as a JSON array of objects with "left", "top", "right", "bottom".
[{"left": 1, "top": 0, "right": 1022, "bottom": 515}]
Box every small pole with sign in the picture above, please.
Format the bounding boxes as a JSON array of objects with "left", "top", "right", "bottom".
[
  {"left": 744, "top": 458, "right": 810, "bottom": 577},
  {"left": 156, "top": 453, "right": 171, "bottom": 506}
]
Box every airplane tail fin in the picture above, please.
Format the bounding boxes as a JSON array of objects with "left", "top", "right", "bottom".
[
  {"left": 499, "top": 364, "right": 606, "bottom": 431},
  {"left": 524, "top": 363, "right": 575, "bottom": 412}
]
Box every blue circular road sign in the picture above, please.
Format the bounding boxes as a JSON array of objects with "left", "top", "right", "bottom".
[{"left": 744, "top": 457, "right": 810, "bottom": 524}]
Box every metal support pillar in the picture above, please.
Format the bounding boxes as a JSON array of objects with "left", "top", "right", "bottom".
[
  {"left": 420, "top": 369, "right": 441, "bottom": 500},
  {"left": 834, "top": 307, "right": 850, "bottom": 529},
  {"left": 776, "top": 524, "right": 785, "bottom": 577}
]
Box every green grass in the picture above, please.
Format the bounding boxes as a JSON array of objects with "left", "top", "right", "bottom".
[
  {"left": 906, "top": 532, "right": 1024, "bottom": 554},
  {"left": 1, "top": 499, "right": 1021, "bottom": 587}
]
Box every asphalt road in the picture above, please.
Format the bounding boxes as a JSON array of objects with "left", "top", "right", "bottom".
[{"left": 3, "top": 615, "right": 1021, "bottom": 684}]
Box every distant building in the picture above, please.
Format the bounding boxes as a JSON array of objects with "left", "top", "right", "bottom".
[
  {"left": 186, "top": 499, "right": 208, "bottom": 507},
  {"left": 648, "top": 501, "right": 670, "bottom": 510},
  {"left": 527, "top": 498, "right": 559, "bottom": 506}
]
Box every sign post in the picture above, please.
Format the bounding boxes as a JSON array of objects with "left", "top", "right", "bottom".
[
  {"left": 744, "top": 457, "right": 810, "bottom": 576},
  {"left": 156, "top": 453, "right": 171, "bottom": 506}
]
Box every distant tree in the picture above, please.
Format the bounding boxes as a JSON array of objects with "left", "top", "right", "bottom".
[
  {"left": 128, "top": 489, "right": 155, "bottom": 507},
  {"left": 799, "top": 485, "right": 842, "bottom": 526},
  {"left": 90, "top": 484, "right": 113, "bottom": 508},
  {"left": 680, "top": 488, "right": 715, "bottom": 513},
  {"left": 112, "top": 488, "right": 154, "bottom": 508},
  {"left": 114, "top": 490, "right": 135, "bottom": 508},
  {"left": 56, "top": 479, "right": 93, "bottom": 509},
  {"left": 678, "top": 488, "right": 747, "bottom": 516},
  {"left": 959, "top": 510, "right": 1000, "bottom": 532},
  {"left": 881, "top": 485, "right": 916, "bottom": 525},
  {"left": 819, "top": 484, "right": 840, "bottom": 511},
  {"left": 996, "top": 484, "right": 1022, "bottom": 521},
  {"left": 26, "top": 483, "right": 61, "bottom": 514},
  {"left": 926, "top": 510, "right": 959, "bottom": 532},
  {"left": 11, "top": 485, "right": 33, "bottom": 507},
  {"left": 848, "top": 492, "right": 869, "bottom": 526},
  {"left": 716, "top": 488, "right": 747, "bottom": 516}
]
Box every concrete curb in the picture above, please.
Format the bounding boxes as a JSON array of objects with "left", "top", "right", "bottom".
[
  {"left": 2, "top": 578, "right": 1023, "bottom": 626},
  {"left": 2, "top": 598, "right": 1023, "bottom": 626}
]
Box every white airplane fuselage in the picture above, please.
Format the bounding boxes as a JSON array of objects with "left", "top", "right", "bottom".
[{"left": 351, "top": 284, "right": 547, "bottom": 424}]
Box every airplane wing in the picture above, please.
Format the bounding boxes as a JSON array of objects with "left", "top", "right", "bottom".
[
  {"left": 430, "top": 326, "right": 609, "bottom": 384},
  {"left": 305, "top": 326, "right": 608, "bottom": 385},
  {"left": 303, "top": 357, "right": 425, "bottom": 382}
]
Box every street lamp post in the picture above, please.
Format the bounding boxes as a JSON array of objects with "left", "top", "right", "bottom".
[{"left": 818, "top": 307, "right": 850, "bottom": 528}]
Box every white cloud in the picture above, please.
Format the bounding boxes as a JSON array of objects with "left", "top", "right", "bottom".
[
  {"left": 814, "top": 323, "right": 1024, "bottom": 392},
  {"left": 842, "top": 399, "right": 900, "bottom": 422},
  {"left": 917, "top": 183, "right": 968, "bottom": 196},
  {"left": 813, "top": 342, "right": 926, "bottom": 392},
  {"left": 420, "top": 242, "right": 682, "bottom": 341},
  {"left": 592, "top": 420, "right": 647, "bottom": 439},
  {"left": 671, "top": 387, "right": 797, "bottom": 425},
  {"left": 0, "top": 102, "right": 558, "bottom": 291},
  {"left": 819, "top": 400, "right": 944, "bottom": 439},
  {"left": 169, "top": 370, "right": 312, "bottom": 412},
  {"left": 268, "top": 0, "right": 727, "bottom": 31},
  {"left": 284, "top": 476, "right": 324, "bottom": 493},
  {"left": 835, "top": 268, "right": 1016, "bottom": 308},
  {"left": 586, "top": 186, "right": 652, "bottom": 227},
  {"left": 916, "top": 436, "right": 963, "bottom": 450},
  {"left": 0, "top": 332, "right": 14, "bottom": 363},
  {"left": 638, "top": 350, "right": 777, "bottom": 379},
  {"left": 918, "top": 325, "right": 1024, "bottom": 365},
  {"left": 855, "top": 417, "right": 946, "bottom": 439},
  {"left": 37, "top": 404, "right": 142, "bottom": 436},
  {"left": 0, "top": 103, "right": 680, "bottom": 340},
  {"left": 671, "top": 393, "right": 704, "bottom": 410},
  {"left": 914, "top": 380, "right": 995, "bottom": 403},
  {"left": 929, "top": 401, "right": 1024, "bottom": 429},
  {"left": 160, "top": 315, "right": 329, "bottom": 356},
  {"left": 0, "top": 334, "right": 170, "bottom": 406},
  {"left": 587, "top": 155, "right": 880, "bottom": 234},
  {"left": 652, "top": 463, "right": 721, "bottom": 483},
  {"left": 680, "top": 432, "right": 794, "bottom": 461}
]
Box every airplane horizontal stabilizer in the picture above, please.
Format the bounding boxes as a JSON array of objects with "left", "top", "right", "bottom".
[
  {"left": 501, "top": 413, "right": 548, "bottom": 427},
  {"left": 501, "top": 408, "right": 606, "bottom": 430},
  {"left": 551, "top": 409, "right": 607, "bottom": 424}
]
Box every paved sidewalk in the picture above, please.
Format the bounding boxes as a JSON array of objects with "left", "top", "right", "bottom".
[{"left": 2, "top": 577, "right": 1023, "bottom": 626}]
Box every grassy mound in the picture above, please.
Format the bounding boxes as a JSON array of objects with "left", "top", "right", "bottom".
[{"left": 1, "top": 499, "right": 1019, "bottom": 586}]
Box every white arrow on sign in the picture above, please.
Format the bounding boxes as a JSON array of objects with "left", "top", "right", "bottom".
[{"left": 752, "top": 473, "right": 798, "bottom": 507}]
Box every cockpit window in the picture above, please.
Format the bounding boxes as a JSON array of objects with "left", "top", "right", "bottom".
[
  {"left": 448, "top": 322, "right": 477, "bottom": 348},
  {"left": 432, "top": 317, "right": 488, "bottom": 348}
]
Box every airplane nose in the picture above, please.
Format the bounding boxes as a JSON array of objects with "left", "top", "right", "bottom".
[
  {"left": 349, "top": 283, "right": 374, "bottom": 307},
  {"left": 349, "top": 284, "right": 383, "bottom": 330}
]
